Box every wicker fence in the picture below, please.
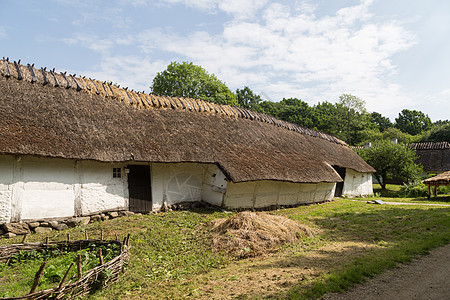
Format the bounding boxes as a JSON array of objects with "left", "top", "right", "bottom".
[{"left": 0, "top": 233, "right": 130, "bottom": 299}]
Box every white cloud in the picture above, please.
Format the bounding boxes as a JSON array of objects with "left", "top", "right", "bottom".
[
  {"left": 68, "top": 0, "right": 417, "bottom": 120},
  {"left": 63, "top": 33, "right": 135, "bottom": 54},
  {"left": 219, "top": 0, "right": 268, "bottom": 19},
  {"left": 0, "top": 26, "right": 7, "bottom": 39},
  {"left": 84, "top": 55, "right": 168, "bottom": 92},
  {"left": 154, "top": 0, "right": 268, "bottom": 18}
]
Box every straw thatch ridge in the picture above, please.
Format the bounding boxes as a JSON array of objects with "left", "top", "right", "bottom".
[
  {"left": 409, "top": 142, "right": 450, "bottom": 150},
  {"left": 423, "top": 171, "right": 450, "bottom": 185},
  {"left": 0, "top": 59, "right": 346, "bottom": 146},
  {"left": 0, "top": 58, "right": 375, "bottom": 183}
]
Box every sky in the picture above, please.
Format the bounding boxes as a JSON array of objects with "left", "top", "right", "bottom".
[{"left": 1, "top": 0, "right": 449, "bottom": 122}]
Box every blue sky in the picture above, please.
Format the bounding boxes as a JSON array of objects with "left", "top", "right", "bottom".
[{"left": 1, "top": 0, "right": 449, "bottom": 122}]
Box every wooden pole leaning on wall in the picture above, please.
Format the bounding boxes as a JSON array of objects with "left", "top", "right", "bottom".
[
  {"left": 85, "top": 230, "right": 89, "bottom": 240},
  {"left": 30, "top": 261, "right": 47, "bottom": 294}
]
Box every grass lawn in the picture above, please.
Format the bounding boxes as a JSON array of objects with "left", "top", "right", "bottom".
[
  {"left": 1, "top": 199, "right": 449, "bottom": 299},
  {"left": 354, "top": 184, "right": 450, "bottom": 205}
]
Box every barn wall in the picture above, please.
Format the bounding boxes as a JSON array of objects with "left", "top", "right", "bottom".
[
  {"left": 342, "top": 169, "right": 373, "bottom": 197},
  {"left": 0, "top": 155, "right": 14, "bottom": 223},
  {"left": 78, "top": 161, "right": 128, "bottom": 215},
  {"left": 151, "top": 163, "right": 227, "bottom": 210},
  {"left": 21, "top": 157, "right": 75, "bottom": 220},
  {"left": 0, "top": 155, "right": 129, "bottom": 223},
  {"left": 223, "top": 181, "right": 336, "bottom": 209},
  {"left": 201, "top": 164, "right": 228, "bottom": 206}
]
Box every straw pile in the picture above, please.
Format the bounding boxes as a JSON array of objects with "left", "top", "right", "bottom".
[{"left": 211, "top": 211, "right": 317, "bottom": 258}]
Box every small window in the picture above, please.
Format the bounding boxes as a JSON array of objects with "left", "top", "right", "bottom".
[{"left": 113, "top": 168, "right": 122, "bottom": 178}]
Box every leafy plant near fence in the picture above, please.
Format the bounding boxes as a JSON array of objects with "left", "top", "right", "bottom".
[{"left": 0, "top": 234, "right": 129, "bottom": 299}]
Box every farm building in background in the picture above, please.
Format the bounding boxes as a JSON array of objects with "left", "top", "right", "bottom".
[
  {"left": 409, "top": 142, "right": 450, "bottom": 175},
  {"left": 0, "top": 59, "right": 374, "bottom": 224}
]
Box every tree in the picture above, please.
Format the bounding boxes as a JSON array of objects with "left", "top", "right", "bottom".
[
  {"left": 381, "top": 127, "right": 418, "bottom": 144},
  {"left": 277, "top": 98, "right": 314, "bottom": 128},
  {"left": 395, "top": 109, "right": 432, "bottom": 135},
  {"left": 421, "top": 123, "right": 450, "bottom": 143},
  {"left": 337, "top": 94, "right": 373, "bottom": 145},
  {"left": 311, "top": 101, "right": 342, "bottom": 138},
  {"left": 151, "top": 61, "right": 237, "bottom": 105},
  {"left": 236, "top": 86, "right": 262, "bottom": 112},
  {"left": 370, "top": 112, "right": 393, "bottom": 132},
  {"left": 357, "top": 141, "right": 423, "bottom": 189},
  {"left": 259, "top": 100, "right": 281, "bottom": 117}
]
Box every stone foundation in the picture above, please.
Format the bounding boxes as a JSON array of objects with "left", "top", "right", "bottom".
[{"left": 1, "top": 210, "right": 136, "bottom": 238}]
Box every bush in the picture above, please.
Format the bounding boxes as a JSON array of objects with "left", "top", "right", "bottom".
[
  {"left": 397, "top": 182, "right": 428, "bottom": 198},
  {"left": 439, "top": 185, "right": 450, "bottom": 194}
]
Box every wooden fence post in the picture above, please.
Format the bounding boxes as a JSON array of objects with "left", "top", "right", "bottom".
[
  {"left": 58, "top": 262, "right": 74, "bottom": 290},
  {"left": 30, "top": 261, "right": 47, "bottom": 294},
  {"left": 77, "top": 253, "right": 82, "bottom": 279}
]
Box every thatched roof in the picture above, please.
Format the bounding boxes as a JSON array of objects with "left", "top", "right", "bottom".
[
  {"left": 423, "top": 171, "right": 450, "bottom": 185},
  {"left": 0, "top": 59, "right": 374, "bottom": 183}
]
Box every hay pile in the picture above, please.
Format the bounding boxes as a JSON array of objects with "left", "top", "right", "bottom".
[{"left": 211, "top": 211, "right": 318, "bottom": 258}]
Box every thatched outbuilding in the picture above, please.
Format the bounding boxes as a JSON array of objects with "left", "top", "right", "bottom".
[
  {"left": 422, "top": 170, "right": 450, "bottom": 198},
  {"left": 409, "top": 142, "right": 450, "bottom": 174},
  {"left": 0, "top": 59, "right": 374, "bottom": 224}
]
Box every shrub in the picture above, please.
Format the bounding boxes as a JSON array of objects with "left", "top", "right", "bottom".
[{"left": 397, "top": 182, "right": 428, "bottom": 198}]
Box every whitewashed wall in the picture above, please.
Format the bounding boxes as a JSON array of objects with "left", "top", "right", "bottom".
[
  {"left": 223, "top": 181, "right": 336, "bottom": 209},
  {"left": 342, "top": 169, "right": 373, "bottom": 197},
  {"left": 21, "top": 157, "right": 75, "bottom": 220},
  {"left": 79, "top": 161, "right": 127, "bottom": 215},
  {"left": 0, "top": 155, "right": 128, "bottom": 223},
  {"left": 151, "top": 163, "right": 227, "bottom": 210},
  {"left": 0, "top": 155, "right": 14, "bottom": 223}
]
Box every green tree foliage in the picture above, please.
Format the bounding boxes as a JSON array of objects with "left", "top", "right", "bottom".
[
  {"left": 151, "top": 62, "right": 237, "bottom": 105},
  {"left": 370, "top": 112, "right": 393, "bottom": 132},
  {"left": 433, "top": 119, "right": 449, "bottom": 126},
  {"left": 336, "top": 94, "right": 374, "bottom": 145},
  {"left": 357, "top": 141, "right": 423, "bottom": 189},
  {"left": 395, "top": 109, "right": 432, "bottom": 135},
  {"left": 259, "top": 100, "right": 281, "bottom": 117},
  {"left": 421, "top": 123, "right": 450, "bottom": 143},
  {"left": 236, "top": 86, "right": 262, "bottom": 112},
  {"left": 358, "top": 127, "right": 420, "bottom": 146},
  {"left": 311, "top": 101, "right": 341, "bottom": 138},
  {"left": 277, "top": 98, "right": 314, "bottom": 128}
]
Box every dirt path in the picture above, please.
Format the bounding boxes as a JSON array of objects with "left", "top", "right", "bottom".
[{"left": 321, "top": 243, "right": 450, "bottom": 300}]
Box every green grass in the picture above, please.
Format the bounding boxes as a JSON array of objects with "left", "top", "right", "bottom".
[
  {"left": 1, "top": 202, "right": 449, "bottom": 299},
  {"left": 0, "top": 243, "right": 120, "bottom": 298},
  {"left": 279, "top": 200, "right": 449, "bottom": 299},
  {"left": 359, "top": 183, "right": 450, "bottom": 205}
]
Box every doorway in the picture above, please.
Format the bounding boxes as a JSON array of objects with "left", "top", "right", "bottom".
[
  {"left": 333, "top": 166, "right": 346, "bottom": 197},
  {"left": 127, "top": 165, "right": 152, "bottom": 212}
]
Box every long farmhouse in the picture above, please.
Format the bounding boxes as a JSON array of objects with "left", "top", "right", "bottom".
[{"left": 0, "top": 59, "right": 374, "bottom": 224}]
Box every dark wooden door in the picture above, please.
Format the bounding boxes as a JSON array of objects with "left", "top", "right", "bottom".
[
  {"left": 128, "top": 165, "right": 152, "bottom": 213},
  {"left": 333, "top": 166, "right": 346, "bottom": 197}
]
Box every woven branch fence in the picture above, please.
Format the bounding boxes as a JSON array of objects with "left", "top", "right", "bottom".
[{"left": 0, "top": 232, "right": 130, "bottom": 299}]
